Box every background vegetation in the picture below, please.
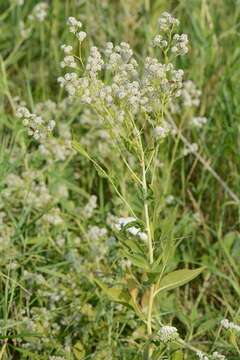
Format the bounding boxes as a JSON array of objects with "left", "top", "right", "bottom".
[{"left": 0, "top": 0, "right": 240, "bottom": 359}]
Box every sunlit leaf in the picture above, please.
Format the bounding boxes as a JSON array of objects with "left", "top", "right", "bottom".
[{"left": 154, "top": 267, "right": 205, "bottom": 296}]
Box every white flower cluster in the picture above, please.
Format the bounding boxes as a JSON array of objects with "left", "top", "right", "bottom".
[
  {"left": 41, "top": 208, "right": 63, "bottom": 226},
  {"left": 86, "top": 46, "right": 104, "bottom": 78},
  {"left": 59, "top": 14, "right": 187, "bottom": 118},
  {"left": 87, "top": 225, "right": 107, "bottom": 241},
  {"left": 212, "top": 352, "right": 226, "bottom": 360},
  {"left": 144, "top": 58, "right": 184, "bottom": 100},
  {"left": 165, "top": 195, "right": 175, "bottom": 205},
  {"left": 60, "top": 44, "right": 78, "bottom": 68},
  {"left": 115, "top": 217, "right": 148, "bottom": 241},
  {"left": 182, "top": 80, "right": 201, "bottom": 107},
  {"left": 39, "top": 123, "right": 72, "bottom": 162},
  {"left": 171, "top": 33, "right": 189, "bottom": 55},
  {"left": 83, "top": 195, "right": 98, "bottom": 219},
  {"left": 152, "top": 35, "right": 168, "bottom": 48},
  {"left": 58, "top": 72, "right": 82, "bottom": 97},
  {"left": 196, "top": 351, "right": 226, "bottom": 360},
  {"left": 183, "top": 142, "right": 198, "bottom": 156},
  {"left": 16, "top": 106, "right": 55, "bottom": 142},
  {"left": 191, "top": 116, "right": 208, "bottom": 128},
  {"left": 153, "top": 13, "right": 188, "bottom": 56},
  {"left": 87, "top": 225, "right": 109, "bottom": 260},
  {"left": 221, "top": 318, "right": 240, "bottom": 332},
  {"left": 2, "top": 171, "right": 53, "bottom": 209},
  {"left": 29, "top": 2, "right": 49, "bottom": 22},
  {"left": 60, "top": 55, "right": 77, "bottom": 69},
  {"left": 158, "top": 325, "right": 179, "bottom": 343},
  {"left": 67, "top": 17, "right": 87, "bottom": 42},
  {"left": 153, "top": 121, "right": 171, "bottom": 139},
  {"left": 197, "top": 351, "right": 209, "bottom": 360},
  {"left": 158, "top": 12, "right": 180, "bottom": 32}
]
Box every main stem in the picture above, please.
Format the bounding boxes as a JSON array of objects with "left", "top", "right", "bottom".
[{"left": 142, "top": 154, "right": 155, "bottom": 348}]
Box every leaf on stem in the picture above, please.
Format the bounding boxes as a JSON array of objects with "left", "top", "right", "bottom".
[{"left": 154, "top": 267, "right": 205, "bottom": 297}]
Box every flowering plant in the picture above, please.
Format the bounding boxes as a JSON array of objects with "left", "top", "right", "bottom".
[{"left": 57, "top": 12, "right": 207, "bottom": 358}]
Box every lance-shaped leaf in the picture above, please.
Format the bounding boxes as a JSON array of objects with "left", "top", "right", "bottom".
[
  {"left": 120, "top": 250, "right": 150, "bottom": 271},
  {"left": 94, "top": 278, "right": 144, "bottom": 319},
  {"left": 94, "top": 278, "right": 131, "bottom": 306},
  {"left": 154, "top": 267, "right": 205, "bottom": 297}
]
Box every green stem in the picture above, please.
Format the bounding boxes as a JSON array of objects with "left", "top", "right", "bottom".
[{"left": 141, "top": 148, "right": 155, "bottom": 357}]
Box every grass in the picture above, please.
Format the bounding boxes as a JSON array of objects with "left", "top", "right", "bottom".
[{"left": 0, "top": 0, "right": 240, "bottom": 359}]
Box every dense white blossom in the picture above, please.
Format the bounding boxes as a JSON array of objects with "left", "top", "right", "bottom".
[
  {"left": 83, "top": 195, "right": 98, "bottom": 219},
  {"left": 182, "top": 80, "right": 201, "bottom": 107},
  {"left": 212, "top": 352, "right": 226, "bottom": 360},
  {"left": 158, "top": 12, "right": 179, "bottom": 32},
  {"left": 183, "top": 142, "right": 198, "bottom": 156},
  {"left": 196, "top": 351, "right": 209, "bottom": 360},
  {"left": 76, "top": 31, "right": 87, "bottom": 42},
  {"left": 29, "top": 2, "right": 48, "bottom": 22},
  {"left": 158, "top": 326, "right": 179, "bottom": 343},
  {"left": 114, "top": 217, "right": 148, "bottom": 241},
  {"left": 16, "top": 106, "right": 55, "bottom": 142},
  {"left": 191, "top": 116, "right": 208, "bottom": 128},
  {"left": 67, "top": 16, "right": 82, "bottom": 33},
  {"left": 221, "top": 318, "right": 240, "bottom": 332},
  {"left": 171, "top": 33, "right": 189, "bottom": 55}
]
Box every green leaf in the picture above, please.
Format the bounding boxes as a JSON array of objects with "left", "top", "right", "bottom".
[
  {"left": 120, "top": 250, "right": 150, "bottom": 270},
  {"left": 72, "top": 140, "right": 89, "bottom": 158},
  {"left": 73, "top": 140, "right": 108, "bottom": 178},
  {"left": 155, "top": 267, "right": 205, "bottom": 296},
  {"left": 124, "top": 239, "right": 144, "bottom": 254},
  {"left": 73, "top": 342, "right": 85, "bottom": 360},
  {"left": 172, "top": 350, "right": 184, "bottom": 360},
  {"left": 94, "top": 278, "right": 131, "bottom": 306},
  {"left": 94, "top": 278, "right": 144, "bottom": 319}
]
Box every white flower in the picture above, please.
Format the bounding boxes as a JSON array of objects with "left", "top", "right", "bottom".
[
  {"left": 87, "top": 226, "right": 107, "bottom": 241},
  {"left": 60, "top": 55, "right": 77, "bottom": 68},
  {"left": 158, "top": 326, "right": 179, "bottom": 343},
  {"left": 196, "top": 351, "right": 209, "bottom": 360},
  {"left": 86, "top": 46, "right": 104, "bottom": 77},
  {"left": 61, "top": 44, "right": 73, "bottom": 54},
  {"left": 158, "top": 12, "right": 180, "bottom": 32},
  {"left": 212, "top": 352, "right": 226, "bottom": 360},
  {"left": 172, "top": 34, "right": 189, "bottom": 55},
  {"left": 153, "top": 122, "right": 171, "bottom": 139},
  {"left": 42, "top": 208, "right": 63, "bottom": 226},
  {"left": 29, "top": 2, "right": 48, "bottom": 22},
  {"left": 116, "top": 217, "right": 136, "bottom": 231},
  {"left": 183, "top": 143, "right": 198, "bottom": 156},
  {"left": 115, "top": 217, "right": 147, "bottom": 241},
  {"left": 16, "top": 105, "right": 55, "bottom": 142},
  {"left": 16, "top": 106, "right": 31, "bottom": 118},
  {"left": 83, "top": 195, "right": 97, "bottom": 219},
  {"left": 67, "top": 16, "right": 82, "bottom": 33},
  {"left": 76, "top": 31, "right": 87, "bottom": 42},
  {"left": 191, "top": 116, "right": 208, "bottom": 128},
  {"left": 181, "top": 80, "right": 201, "bottom": 107},
  {"left": 152, "top": 35, "right": 168, "bottom": 48},
  {"left": 165, "top": 195, "right": 175, "bottom": 205},
  {"left": 47, "top": 120, "right": 56, "bottom": 131},
  {"left": 220, "top": 318, "right": 240, "bottom": 332}
]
